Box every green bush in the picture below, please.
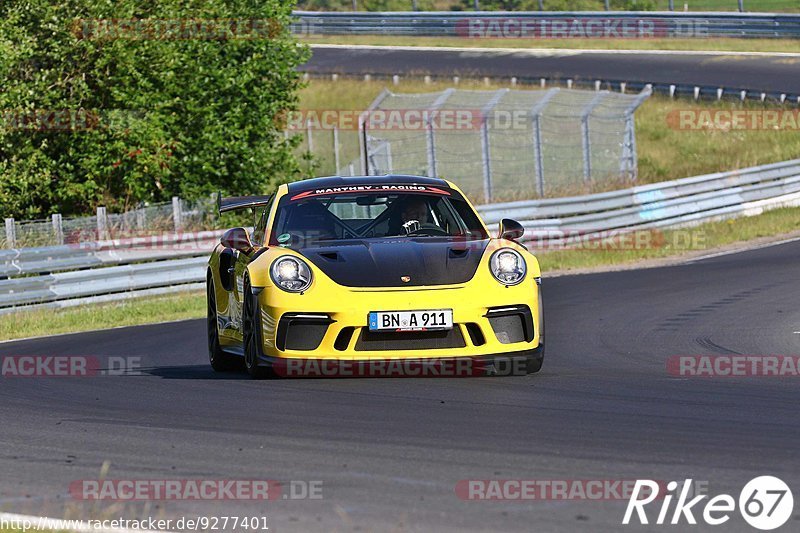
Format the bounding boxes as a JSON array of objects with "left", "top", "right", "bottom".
[{"left": 0, "top": 0, "right": 309, "bottom": 219}]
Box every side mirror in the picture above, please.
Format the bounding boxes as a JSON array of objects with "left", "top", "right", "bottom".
[
  {"left": 221, "top": 227, "right": 253, "bottom": 253},
  {"left": 498, "top": 218, "right": 524, "bottom": 241}
]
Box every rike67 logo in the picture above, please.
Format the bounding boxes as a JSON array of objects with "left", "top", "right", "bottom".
[{"left": 623, "top": 477, "right": 793, "bottom": 530}]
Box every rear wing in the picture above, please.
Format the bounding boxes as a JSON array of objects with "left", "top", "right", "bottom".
[{"left": 217, "top": 194, "right": 273, "bottom": 214}]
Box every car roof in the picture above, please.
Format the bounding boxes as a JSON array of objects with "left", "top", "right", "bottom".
[{"left": 285, "top": 174, "right": 450, "bottom": 193}]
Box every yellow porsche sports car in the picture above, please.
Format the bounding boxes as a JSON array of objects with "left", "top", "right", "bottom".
[{"left": 207, "top": 175, "right": 544, "bottom": 378}]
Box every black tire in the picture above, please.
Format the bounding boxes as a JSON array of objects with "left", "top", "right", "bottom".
[
  {"left": 208, "top": 277, "right": 238, "bottom": 372},
  {"left": 526, "top": 345, "right": 544, "bottom": 374},
  {"left": 242, "top": 276, "right": 270, "bottom": 379},
  {"left": 527, "top": 284, "right": 545, "bottom": 374}
]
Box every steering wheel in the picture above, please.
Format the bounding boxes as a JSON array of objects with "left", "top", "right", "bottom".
[{"left": 406, "top": 223, "right": 449, "bottom": 236}]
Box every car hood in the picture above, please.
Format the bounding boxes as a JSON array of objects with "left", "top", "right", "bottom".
[{"left": 299, "top": 238, "right": 490, "bottom": 287}]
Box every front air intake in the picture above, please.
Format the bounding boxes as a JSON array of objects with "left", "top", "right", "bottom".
[
  {"left": 276, "top": 314, "right": 333, "bottom": 351},
  {"left": 354, "top": 328, "right": 466, "bottom": 351},
  {"left": 486, "top": 305, "right": 534, "bottom": 344}
]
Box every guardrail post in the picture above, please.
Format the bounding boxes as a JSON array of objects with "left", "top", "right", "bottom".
[
  {"left": 668, "top": 0, "right": 674, "bottom": 10},
  {"left": 581, "top": 92, "right": 607, "bottom": 183},
  {"left": 739, "top": 0, "right": 744, "bottom": 12},
  {"left": 96, "top": 207, "right": 108, "bottom": 241},
  {"left": 530, "top": 88, "right": 560, "bottom": 198},
  {"left": 4, "top": 218, "right": 15, "bottom": 249},
  {"left": 172, "top": 197, "right": 183, "bottom": 232},
  {"left": 52, "top": 214, "right": 63, "bottom": 245}
]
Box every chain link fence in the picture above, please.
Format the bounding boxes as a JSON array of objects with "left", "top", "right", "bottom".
[
  {"left": 3, "top": 197, "right": 217, "bottom": 249},
  {"left": 4, "top": 87, "right": 650, "bottom": 248},
  {"left": 354, "top": 87, "right": 650, "bottom": 203}
]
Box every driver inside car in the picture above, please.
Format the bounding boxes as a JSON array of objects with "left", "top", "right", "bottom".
[{"left": 390, "top": 196, "right": 433, "bottom": 235}]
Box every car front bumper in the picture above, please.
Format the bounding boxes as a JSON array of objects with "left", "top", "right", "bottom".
[{"left": 257, "top": 277, "right": 542, "bottom": 363}]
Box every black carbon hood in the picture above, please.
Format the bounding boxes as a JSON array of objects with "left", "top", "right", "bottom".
[{"left": 299, "top": 238, "right": 490, "bottom": 287}]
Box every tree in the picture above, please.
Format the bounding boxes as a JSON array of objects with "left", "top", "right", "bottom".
[{"left": 0, "top": 0, "right": 310, "bottom": 218}]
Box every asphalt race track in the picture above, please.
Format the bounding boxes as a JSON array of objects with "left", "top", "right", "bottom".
[
  {"left": 2, "top": 240, "right": 800, "bottom": 532},
  {"left": 302, "top": 45, "right": 800, "bottom": 96}
]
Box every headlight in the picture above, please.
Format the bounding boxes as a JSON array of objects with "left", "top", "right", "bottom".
[
  {"left": 490, "top": 248, "right": 526, "bottom": 286},
  {"left": 270, "top": 255, "right": 313, "bottom": 293}
]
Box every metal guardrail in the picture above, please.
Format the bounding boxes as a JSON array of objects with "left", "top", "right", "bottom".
[
  {"left": 293, "top": 11, "right": 800, "bottom": 39},
  {"left": 1, "top": 159, "right": 800, "bottom": 312},
  {"left": 0, "top": 230, "right": 223, "bottom": 278},
  {"left": 0, "top": 257, "right": 208, "bottom": 311},
  {"left": 476, "top": 158, "right": 800, "bottom": 239}
]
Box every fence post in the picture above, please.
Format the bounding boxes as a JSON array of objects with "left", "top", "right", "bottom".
[
  {"left": 358, "top": 120, "right": 368, "bottom": 175},
  {"left": 333, "top": 125, "right": 341, "bottom": 174},
  {"left": 52, "top": 214, "right": 64, "bottom": 245},
  {"left": 530, "top": 88, "right": 560, "bottom": 198},
  {"left": 479, "top": 89, "right": 508, "bottom": 203},
  {"left": 604, "top": 0, "right": 610, "bottom": 10},
  {"left": 580, "top": 92, "right": 607, "bottom": 183},
  {"left": 172, "top": 197, "right": 183, "bottom": 232},
  {"left": 668, "top": 0, "right": 674, "bottom": 9},
  {"left": 360, "top": 88, "right": 392, "bottom": 176},
  {"left": 619, "top": 87, "right": 653, "bottom": 181},
  {"left": 97, "top": 207, "right": 108, "bottom": 240},
  {"left": 425, "top": 123, "right": 436, "bottom": 178},
  {"left": 4, "top": 218, "right": 15, "bottom": 248},
  {"left": 136, "top": 205, "right": 146, "bottom": 231},
  {"left": 425, "top": 88, "right": 455, "bottom": 178},
  {"left": 386, "top": 143, "right": 393, "bottom": 173},
  {"left": 306, "top": 118, "right": 314, "bottom": 153},
  {"left": 739, "top": 0, "right": 744, "bottom": 12}
]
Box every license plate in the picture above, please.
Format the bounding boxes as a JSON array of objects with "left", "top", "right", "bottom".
[{"left": 368, "top": 309, "right": 453, "bottom": 332}]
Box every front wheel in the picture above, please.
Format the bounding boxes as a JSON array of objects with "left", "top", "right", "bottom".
[
  {"left": 208, "top": 278, "right": 238, "bottom": 372},
  {"left": 526, "top": 344, "right": 544, "bottom": 374},
  {"left": 242, "top": 277, "right": 270, "bottom": 379},
  {"left": 527, "top": 285, "right": 545, "bottom": 374}
]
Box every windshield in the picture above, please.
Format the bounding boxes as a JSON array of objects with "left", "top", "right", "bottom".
[{"left": 270, "top": 188, "right": 487, "bottom": 247}]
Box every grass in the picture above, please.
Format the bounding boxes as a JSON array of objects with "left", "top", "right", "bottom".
[
  {"left": 659, "top": 0, "right": 798, "bottom": 8},
  {"left": 662, "top": 0, "right": 799, "bottom": 8},
  {"left": 0, "top": 291, "right": 204, "bottom": 342},
  {"left": 1, "top": 208, "right": 800, "bottom": 341},
  {"left": 298, "top": 77, "right": 800, "bottom": 194},
  {"left": 535, "top": 205, "right": 800, "bottom": 271},
  {"left": 302, "top": 35, "right": 800, "bottom": 54},
  {"left": 634, "top": 99, "right": 800, "bottom": 186}
]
